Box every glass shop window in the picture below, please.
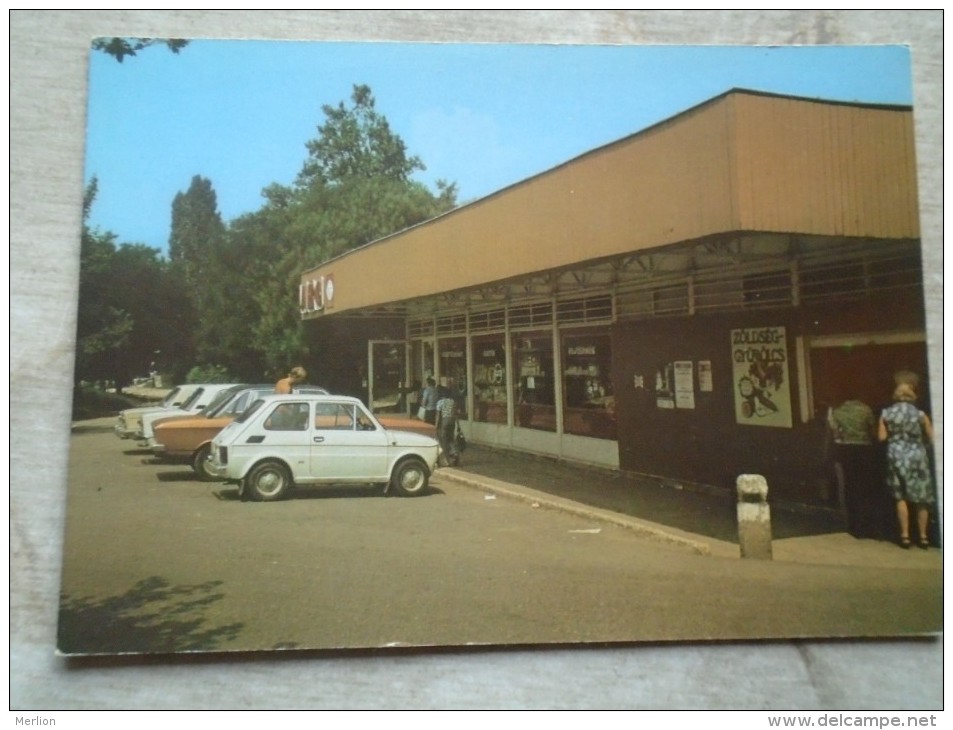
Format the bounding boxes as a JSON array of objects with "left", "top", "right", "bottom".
[
  {"left": 562, "top": 333, "right": 616, "bottom": 440},
  {"left": 472, "top": 335, "right": 508, "bottom": 425},
  {"left": 438, "top": 337, "right": 468, "bottom": 419},
  {"left": 512, "top": 332, "right": 556, "bottom": 433}
]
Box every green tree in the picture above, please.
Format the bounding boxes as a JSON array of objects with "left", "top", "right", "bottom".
[
  {"left": 168, "top": 175, "right": 229, "bottom": 369},
  {"left": 296, "top": 84, "right": 425, "bottom": 188},
  {"left": 169, "top": 175, "right": 225, "bottom": 288},
  {"left": 158, "top": 84, "right": 460, "bottom": 381},
  {"left": 76, "top": 178, "right": 191, "bottom": 388},
  {"left": 244, "top": 85, "right": 458, "bottom": 376},
  {"left": 92, "top": 37, "right": 188, "bottom": 63}
]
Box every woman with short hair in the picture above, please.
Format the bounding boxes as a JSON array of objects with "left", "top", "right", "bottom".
[{"left": 878, "top": 383, "right": 935, "bottom": 549}]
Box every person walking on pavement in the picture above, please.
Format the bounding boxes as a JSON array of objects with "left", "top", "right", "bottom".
[
  {"left": 435, "top": 387, "right": 460, "bottom": 466},
  {"left": 276, "top": 366, "right": 307, "bottom": 394},
  {"left": 420, "top": 376, "right": 438, "bottom": 424},
  {"left": 878, "top": 382, "right": 936, "bottom": 549}
]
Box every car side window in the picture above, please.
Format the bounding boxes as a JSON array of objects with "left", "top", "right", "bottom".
[
  {"left": 356, "top": 409, "right": 377, "bottom": 431},
  {"left": 264, "top": 402, "right": 310, "bottom": 431},
  {"left": 314, "top": 403, "right": 357, "bottom": 430}
]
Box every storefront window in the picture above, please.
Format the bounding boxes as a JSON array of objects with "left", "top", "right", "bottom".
[
  {"left": 438, "top": 337, "right": 468, "bottom": 419},
  {"left": 370, "top": 341, "right": 404, "bottom": 414},
  {"left": 562, "top": 333, "right": 616, "bottom": 440},
  {"left": 472, "top": 335, "right": 508, "bottom": 424},
  {"left": 513, "top": 332, "right": 556, "bottom": 432},
  {"left": 408, "top": 340, "right": 434, "bottom": 406}
]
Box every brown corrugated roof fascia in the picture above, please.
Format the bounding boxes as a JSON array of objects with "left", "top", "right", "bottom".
[{"left": 301, "top": 87, "right": 913, "bottom": 278}]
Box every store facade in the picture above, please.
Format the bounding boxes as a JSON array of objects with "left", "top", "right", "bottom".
[{"left": 298, "top": 90, "right": 926, "bottom": 503}]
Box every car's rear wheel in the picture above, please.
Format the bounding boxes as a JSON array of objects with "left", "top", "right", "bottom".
[
  {"left": 245, "top": 460, "right": 293, "bottom": 502},
  {"left": 390, "top": 458, "right": 429, "bottom": 497},
  {"left": 191, "top": 443, "right": 217, "bottom": 481}
]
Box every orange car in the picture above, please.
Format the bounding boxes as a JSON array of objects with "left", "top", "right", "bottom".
[
  {"left": 150, "top": 384, "right": 327, "bottom": 480},
  {"left": 374, "top": 414, "right": 437, "bottom": 439}
]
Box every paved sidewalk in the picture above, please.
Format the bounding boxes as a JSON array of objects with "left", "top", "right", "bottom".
[{"left": 435, "top": 444, "right": 943, "bottom": 569}]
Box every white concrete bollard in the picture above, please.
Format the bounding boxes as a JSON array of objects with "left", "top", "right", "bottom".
[{"left": 737, "top": 474, "right": 773, "bottom": 560}]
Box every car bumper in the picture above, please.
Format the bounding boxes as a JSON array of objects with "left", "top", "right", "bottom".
[{"left": 208, "top": 462, "right": 231, "bottom": 480}]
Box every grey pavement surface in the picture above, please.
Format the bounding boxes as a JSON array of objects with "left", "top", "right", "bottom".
[
  {"left": 15, "top": 10, "right": 943, "bottom": 712},
  {"left": 122, "top": 384, "right": 942, "bottom": 570},
  {"left": 437, "top": 443, "right": 944, "bottom": 570}
]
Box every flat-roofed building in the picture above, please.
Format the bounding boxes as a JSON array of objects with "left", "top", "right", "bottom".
[{"left": 297, "top": 89, "right": 926, "bottom": 504}]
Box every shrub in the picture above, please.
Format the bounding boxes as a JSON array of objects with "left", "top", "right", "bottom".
[
  {"left": 185, "top": 364, "right": 234, "bottom": 384},
  {"left": 72, "top": 385, "right": 139, "bottom": 420}
]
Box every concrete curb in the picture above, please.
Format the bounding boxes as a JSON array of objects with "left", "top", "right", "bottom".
[{"left": 436, "top": 467, "right": 718, "bottom": 557}]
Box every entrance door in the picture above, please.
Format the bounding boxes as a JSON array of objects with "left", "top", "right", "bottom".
[
  {"left": 368, "top": 340, "right": 407, "bottom": 414},
  {"left": 310, "top": 400, "right": 389, "bottom": 480},
  {"left": 809, "top": 335, "right": 930, "bottom": 416}
]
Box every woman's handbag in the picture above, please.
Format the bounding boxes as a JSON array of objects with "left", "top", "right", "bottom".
[
  {"left": 417, "top": 406, "right": 427, "bottom": 420},
  {"left": 454, "top": 423, "right": 467, "bottom": 453}
]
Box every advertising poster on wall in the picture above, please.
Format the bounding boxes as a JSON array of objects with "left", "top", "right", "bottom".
[
  {"left": 698, "top": 360, "right": 713, "bottom": 392},
  {"left": 731, "top": 326, "right": 792, "bottom": 428},
  {"left": 674, "top": 360, "right": 695, "bottom": 409}
]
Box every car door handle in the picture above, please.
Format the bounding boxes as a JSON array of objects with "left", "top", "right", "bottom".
[{"left": 313, "top": 436, "right": 324, "bottom": 443}]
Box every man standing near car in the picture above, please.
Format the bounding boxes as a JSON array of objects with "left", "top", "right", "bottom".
[
  {"left": 276, "top": 366, "right": 307, "bottom": 394},
  {"left": 435, "top": 387, "right": 459, "bottom": 466}
]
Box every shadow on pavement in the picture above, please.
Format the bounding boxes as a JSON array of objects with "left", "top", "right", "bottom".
[
  {"left": 454, "top": 445, "right": 846, "bottom": 544},
  {"left": 58, "top": 576, "right": 244, "bottom": 655}
]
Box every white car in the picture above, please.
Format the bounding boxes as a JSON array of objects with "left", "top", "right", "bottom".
[
  {"left": 134, "top": 383, "right": 240, "bottom": 443},
  {"left": 114, "top": 382, "right": 206, "bottom": 439},
  {"left": 148, "top": 383, "right": 329, "bottom": 480},
  {"left": 208, "top": 394, "right": 440, "bottom": 502}
]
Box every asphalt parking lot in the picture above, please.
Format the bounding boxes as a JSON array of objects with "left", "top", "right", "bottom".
[{"left": 58, "top": 416, "right": 942, "bottom": 659}]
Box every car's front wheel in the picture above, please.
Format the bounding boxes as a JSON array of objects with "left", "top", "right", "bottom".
[
  {"left": 390, "top": 458, "right": 429, "bottom": 497},
  {"left": 244, "top": 460, "right": 293, "bottom": 502},
  {"left": 192, "top": 443, "right": 218, "bottom": 482}
]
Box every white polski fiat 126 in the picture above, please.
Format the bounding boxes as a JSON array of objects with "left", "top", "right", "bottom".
[{"left": 208, "top": 393, "right": 440, "bottom": 502}]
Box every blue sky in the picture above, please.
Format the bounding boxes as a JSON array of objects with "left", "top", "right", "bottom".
[{"left": 84, "top": 41, "right": 913, "bottom": 253}]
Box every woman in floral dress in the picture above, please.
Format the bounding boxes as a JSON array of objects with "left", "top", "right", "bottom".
[{"left": 878, "top": 383, "right": 936, "bottom": 549}]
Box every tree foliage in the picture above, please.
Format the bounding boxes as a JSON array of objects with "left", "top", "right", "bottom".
[
  {"left": 221, "top": 84, "right": 458, "bottom": 378},
  {"left": 297, "top": 84, "right": 424, "bottom": 188},
  {"left": 92, "top": 37, "right": 189, "bottom": 63},
  {"left": 76, "top": 178, "right": 191, "bottom": 388},
  {"left": 169, "top": 175, "right": 225, "bottom": 287},
  {"left": 168, "top": 175, "right": 237, "bottom": 372},
  {"left": 78, "top": 83, "right": 458, "bottom": 394}
]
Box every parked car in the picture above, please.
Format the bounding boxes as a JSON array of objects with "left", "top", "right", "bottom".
[
  {"left": 208, "top": 394, "right": 440, "bottom": 502},
  {"left": 114, "top": 382, "right": 206, "bottom": 439},
  {"left": 150, "top": 384, "right": 328, "bottom": 480},
  {"left": 135, "top": 383, "right": 240, "bottom": 443},
  {"left": 374, "top": 414, "right": 437, "bottom": 438}
]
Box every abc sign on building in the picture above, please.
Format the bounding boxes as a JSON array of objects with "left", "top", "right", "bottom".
[{"left": 299, "top": 275, "right": 335, "bottom": 315}]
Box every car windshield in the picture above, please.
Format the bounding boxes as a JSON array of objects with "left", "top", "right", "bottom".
[
  {"left": 204, "top": 387, "right": 247, "bottom": 418},
  {"left": 161, "top": 386, "right": 183, "bottom": 407},
  {"left": 179, "top": 387, "right": 206, "bottom": 410},
  {"left": 235, "top": 399, "right": 266, "bottom": 424},
  {"left": 215, "top": 388, "right": 272, "bottom": 418}
]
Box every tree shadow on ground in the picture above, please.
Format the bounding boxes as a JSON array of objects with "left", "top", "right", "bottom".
[{"left": 58, "top": 576, "right": 244, "bottom": 655}]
